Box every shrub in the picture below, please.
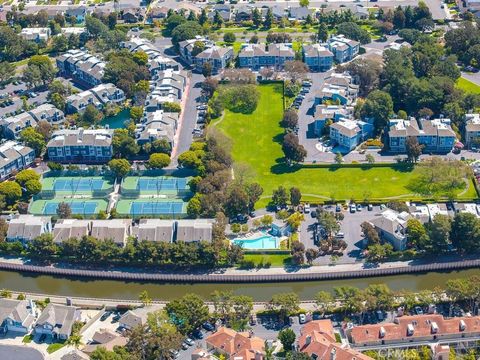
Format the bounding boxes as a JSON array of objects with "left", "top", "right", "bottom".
[{"left": 218, "top": 84, "right": 259, "bottom": 114}]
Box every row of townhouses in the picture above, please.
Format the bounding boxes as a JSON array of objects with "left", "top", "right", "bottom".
[
  {"left": 46, "top": 128, "right": 114, "bottom": 163},
  {"left": 0, "top": 298, "right": 79, "bottom": 341},
  {"left": 121, "top": 37, "right": 179, "bottom": 75},
  {"left": 388, "top": 117, "right": 456, "bottom": 153},
  {"left": 6, "top": 215, "right": 214, "bottom": 246},
  {"left": 65, "top": 83, "right": 125, "bottom": 114},
  {"left": 178, "top": 35, "right": 358, "bottom": 75},
  {"left": 0, "top": 104, "right": 65, "bottom": 139},
  {"left": 56, "top": 49, "right": 106, "bottom": 88},
  {"left": 138, "top": 69, "right": 188, "bottom": 148},
  {"left": 0, "top": 141, "right": 35, "bottom": 180}
]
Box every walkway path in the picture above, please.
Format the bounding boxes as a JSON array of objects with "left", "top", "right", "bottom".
[{"left": 0, "top": 254, "right": 479, "bottom": 283}]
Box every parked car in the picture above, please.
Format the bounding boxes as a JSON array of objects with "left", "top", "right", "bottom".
[
  {"left": 181, "top": 343, "right": 189, "bottom": 350},
  {"left": 299, "top": 314, "right": 306, "bottom": 324},
  {"left": 185, "top": 338, "right": 194, "bottom": 346},
  {"left": 304, "top": 203, "right": 311, "bottom": 213},
  {"left": 336, "top": 204, "right": 341, "bottom": 212},
  {"left": 350, "top": 204, "right": 356, "bottom": 213},
  {"left": 192, "top": 329, "right": 204, "bottom": 339},
  {"left": 249, "top": 315, "right": 257, "bottom": 326},
  {"left": 203, "top": 322, "right": 215, "bottom": 331},
  {"left": 376, "top": 310, "right": 384, "bottom": 321},
  {"left": 100, "top": 311, "right": 111, "bottom": 321},
  {"left": 368, "top": 204, "right": 373, "bottom": 211},
  {"left": 112, "top": 313, "right": 122, "bottom": 323},
  {"left": 335, "top": 232, "right": 345, "bottom": 239},
  {"left": 356, "top": 204, "right": 362, "bottom": 212}
]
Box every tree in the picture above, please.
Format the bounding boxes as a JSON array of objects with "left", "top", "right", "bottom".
[
  {"left": 278, "top": 328, "right": 296, "bottom": 352},
  {"left": 172, "top": 21, "right": 204, "bottom": 47},
  {"left": 218, "top": 84, "right": 259, "bottom": 113},
  {"left": 108, "top": 159, "right": 131, "bottom": 179},
  {"left": 223, "top": 32, "right": 236, "bottom": 44},
  {"left": 364, "top": 284, "right": 394, "bottom": 310},
  {"left": 56, "top": 202, "right": 72, "bottom": 218},
  {"left": 252, "top": 8, "right": 262, "bottom": 28},
  {"left": 405, "top": 136, "right": 424, "bottom": 163},
  {"left": 213, "top": 11, "right": 223, "bottom": 29},
  {"left": 284, "top": 61, "right": 309, "bottom": 82},
  {"left": 202, "top": 62, "right": 212, "bottom": 77},
  {"left": 224, "top": 184, "right": 249, "bottom": 217},
  {"left": 451, "top": 212, "right": 480, "bottom": 253},
  {"left": 0, "top": 62, "right": 14, "bottom": 84},
  {"left": 282, "top": 109, "right": 299, "bottom": 129},
  {"left": 25, "top": 179, "right": 42, "bottom": 196},
  {"left": 22, "top": 55, "right": 56, "bottom": 87},
  {"left": 36, "top": 121, "right": 53, "bottom": 142},
  {"left": 299, "top": 0, "right": 309, "bottom": 7},
  {"left": 282, "top": 133, "right": 307, "bottom": 163},
  {"left": 315, "top": 291, "right": 334, "bottom": 314},
  {"left": 129, "top": 106, "right": 143, "bottom": 123},
  {"left": 86, "top": 15, "right": 108, "bottom": 38},
  {"left": 165, "top": 294, "right": 209, "bottom": 335},
  {"left": 187, "top": 194, "right": 202, "bottom": 218},
  {"left": 199, "top": 9, "right": 208, "bottom": 25},
  {"left": 361, "top": 221, "right": 380, "bottom": 245},
  {"left": 270, "top": 292, "right": 299, "bottom": 318},
  {"left": 365, "top": 154, "right": 375, "bottom": 164},
  {"left": 338, "top": 58, "right": 382, "bottom": 97},
  {"left": 15, "top": 169, "right": 39, "bottom": 187},
  {"left": 428, "top": 214, "right": 451, "bottom": 252},
  {"left": 318, "top": 211, "right": 340, "bottom": 239},
  {"left": 286, "top": 212, "right": 304, "bottom": 231},
  {"left": 337, "top": 22, "right": 371, "bottom": 44},
  {"left": 305, "top": 248, "right": 319, "bottom": 265},
  {"left": 289, "top": 187, "right": 302, "bottom": 207},
  {"left": 20, "top": 127, "right": 46, "bottom": 156},
  {"left": 0, "top": 182, "right": 22, "bottom": 205},
  {"left": 139, "top": 290, "right": 152, "bottom": 306},
  {"left": 264, "top": 8, "right": 274, "bottom": 29},
  {"left": 148, "top": 153, "right": 170, "bottom": 169},
  {"left": 361, "top": 90, "right": 393, "bottom": 132},
  {"left": 334, "top": 152, "right": 343, "bottom": 164},
  {"left": 82, "top": 104, "right": 102, "bottom": 125},
  {"left": 407, "top": 218, "right": 430, "bottom": 250},
  {"left": 272, "top": 186, "right": 288, "bottom": 208},
  {"left": 112, "top": 129, "right": 140, "bottom": 158}
]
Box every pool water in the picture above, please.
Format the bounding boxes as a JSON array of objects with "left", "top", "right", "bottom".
[{"left": 233, "top": 235, "right": 279, "bottom": 250}]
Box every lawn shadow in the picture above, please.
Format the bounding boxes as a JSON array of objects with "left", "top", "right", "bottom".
[{"left": 270, "top": 163, "right": 304, "bottom": 174}]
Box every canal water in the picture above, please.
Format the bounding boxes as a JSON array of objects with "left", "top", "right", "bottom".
[
  {"left": 100, "top": 109, "right": 131, "bottom": 129},
  {"left": 0, "top": 268, "right": 479, "bottom": 301}
]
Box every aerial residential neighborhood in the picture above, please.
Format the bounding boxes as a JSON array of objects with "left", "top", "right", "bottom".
[{"left": 1, "top": 0, "right": 480, "bottom": 358}]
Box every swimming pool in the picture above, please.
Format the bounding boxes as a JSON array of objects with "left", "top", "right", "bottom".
[{"left": 233, "top": 235, "right": 280, "bottom": 250}]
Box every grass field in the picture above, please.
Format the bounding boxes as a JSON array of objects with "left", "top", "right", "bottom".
[
  {"left": 241, "top": 254, "right": 292, "bottom": 267},
  {"left": 215, "top": 83, "right": 477, "bottom": 208},
  {"left": 456, "top": 77, "right": 480, "bottom": 94}
]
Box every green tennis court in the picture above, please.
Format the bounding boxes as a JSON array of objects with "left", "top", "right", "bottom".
[
  {"left": 116, "top": 199, "right": 187, "bottom": 217},
  {"left": 29, "top": 199, "right": 108, "bottom": 216},
  {"left": 41, "top": 176, "right": 114, "bottom": 195},
  {"left": 121, "top": 176, "right": 191, "bottom": 196}
]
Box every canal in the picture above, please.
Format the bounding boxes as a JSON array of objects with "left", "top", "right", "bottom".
[{"left": 0, "top": 268, "right": 479, "bottom": 301}]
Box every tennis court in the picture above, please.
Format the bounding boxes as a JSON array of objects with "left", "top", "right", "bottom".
[
  {"left": 29, "top": 199, "right": 108, "bottom": 216},
  {"left": 41, "top": 176, "right": 114, "bottom": 195},
  {"left": 116, "top": 199, "right": 187, "bottom": 217},
  {"left": 121, "top": 176, "right": 191, "bottom": 196}
]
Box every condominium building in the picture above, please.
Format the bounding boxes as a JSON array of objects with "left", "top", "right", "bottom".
[
  {"left": 238, "top": 43, "right": 295, "bottom": 70},
  {"left": 56, "top": 49, "right": 106, "bottom": 88},
  {"left": 46, "top": 128, "right": 114, "bottom": 163},
  {"left": 302, "top": 44, "right": 334, "bottom": 72},
  {"left": 315, "top": 73, "right": 359, "bottom": 105},
  {"left": 465, "top": 113, "right": 480, "bottom": 149},
  {"left": 328, "top": 35, "right": 360, "bottom": 63},
  {"left": 145, "top": 70, "right": 187, "bottom": 113},
  {"left": 0, "top": 141, "right": 35, "bottom": 180},
  {"left": 368, "top": 209, "right": 411, "bottom": 251},
  {"left": 329, "top": 119, "right": 373, "bottom": 152},
  {"left": 20, "top": 28, "right": 51, "bottom": 42},
  {"left": 66, "top": 83, "right": 125, "bottom": 113},
  {"left": 194, "top": 46, "right": 234, "bottom": 74},
  {"left": 6, "top": 215, "right": 52, "bottom": 244},
  {"left": 135, "top": 110, "right": 178, "bottom": 147},
  {"left": 388, "top": 118, "right": 456, "bottom": 153}
]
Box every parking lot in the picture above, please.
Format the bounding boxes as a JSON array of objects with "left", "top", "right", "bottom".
[{"left": 300, "top": 204, "right": 383, "bottom": 265}]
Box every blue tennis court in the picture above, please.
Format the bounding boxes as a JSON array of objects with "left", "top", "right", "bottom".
[
  {"left": 137, "top": 178, "right": 188, "bottom": 192},
  {"left": 53, "top": 179, "right": 105, "bottom": 192},
  {"left": 43, "top": 201, "right": 98, "bottom": 215},
  {"left": 130, "top": 201, "right": 184, "bottom": 215}
]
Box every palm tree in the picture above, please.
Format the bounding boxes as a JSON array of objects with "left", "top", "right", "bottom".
[{"left": 264, "top": 340, "right": 275, "bottom": 360}]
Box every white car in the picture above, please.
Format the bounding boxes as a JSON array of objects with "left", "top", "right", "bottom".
[{"left": 299, "top": 314, "right": 306, "bottom": 324}]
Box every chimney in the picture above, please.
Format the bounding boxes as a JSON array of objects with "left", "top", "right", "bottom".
[
  {"left": 460, "top": 320, "right": 466, "bottom": 331},
  {"left": 431, "top": 322, "right": 438, "bottom": 334},
  {"left": 330, "top": 348, "right": 336, "bottom": 360},
  {"left": 305, "top": 335, "right": 311, "bottom": 345},
  {"left": 379, "top": 327, "right": 386, "bottom": 338},
  {"left": 407, "top": 324, "right": 414, "bottom": 336}
]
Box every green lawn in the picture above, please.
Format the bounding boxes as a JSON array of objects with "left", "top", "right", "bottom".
[
  {"left": 22, "top": 335, "right": 33, "bottom": 343},
  {"left": 456, "top": 77, "right": 480, "bottom": 94},
  {"left": 47, "top": 342, "right": 65, "bottom": 354},
  {"left": 241, "top": 254, "right": 292, "bottom": 267},
  {"left": 214, "top": 83, "right": 477, "bottom": 208}
]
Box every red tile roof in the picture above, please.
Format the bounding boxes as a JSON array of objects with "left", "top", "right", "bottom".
[{"left": 206, "top": 327, "right": 264, "bottom": 360}]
